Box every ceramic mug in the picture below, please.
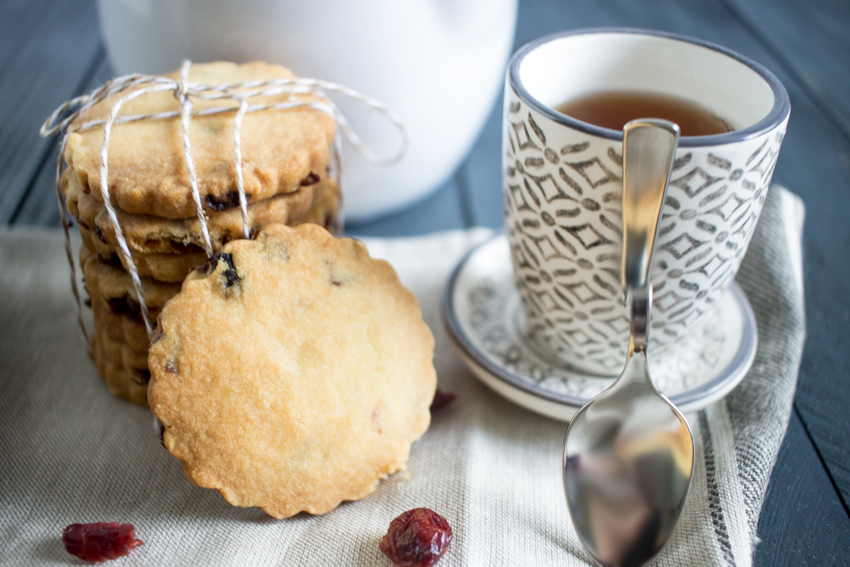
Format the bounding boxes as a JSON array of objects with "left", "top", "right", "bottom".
[{"left": 503, "top": 29, "right": 790, "bottom": 375}]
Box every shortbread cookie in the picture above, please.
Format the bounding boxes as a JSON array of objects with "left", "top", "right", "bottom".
[
  {"left": 81, "top": 244, "right": 181, "bottom": 310},
  {"left": 81, "top": 229, "right": 206, "bottom": 283},
  {"left": 90, "top": 297, "right": 152, "bottom": 352},
  {"left": 95, "top": 323, "right": 150, "bottom": 373},
  {"left": 77, "top": 180, "right": 340, "bottom": 283},
  {"left": 91, "top": 331, "right": 149, "bottom": 406},
  {"left": 81, "top": 246, "right": 163, "bottom": 350},
  {"left": 65, "top": 61, "right": 335, "bottom": 219},
  {"left": 299, "top": 175, "right": 341, "bottom": 232},
  {"left": 148, "top": 224, "right": 436, "bottom": 518},
  {"left": 65, "top": 169, "right": 324, "bottom": 254}
]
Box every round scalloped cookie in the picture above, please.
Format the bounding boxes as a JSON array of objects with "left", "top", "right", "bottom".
[
  {"left": 65, "top": 61, "right": 335, "bottom": 219},
  {"left": 76, "top": 179, "right": 339, "bottom": 283},
  {"left": 89, "top": 296, "right": 152, "bottom": 352},
  {"left": 91, "top": 329, "right": 149, "bottom": 406},
  {"left": 94, "top": 324, "right": 149, "bottom": 376},
  {"left": 64, "top": 169, "right": 322, "bottom": 254},
  {"left": 148, "top": 224, "right": 436, "bottom": 518},
  {"left": 80, "top": 243, "right": 182, "bottom": 310}
]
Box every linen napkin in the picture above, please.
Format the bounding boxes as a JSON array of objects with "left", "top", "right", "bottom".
[{"left": 0, "top": 185, "right": 804, "bottom": 566}]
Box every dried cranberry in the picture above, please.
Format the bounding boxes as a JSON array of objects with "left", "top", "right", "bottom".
[
  {"left": 100, "top": 253, "right": 123, "bottom": 268},
  {"left": 196, "top": 253, "right": 241, "bottom": 290},
  {"left": 379, "top": 508, "right": 452, "bottom": 567},
  {"left": 300, "top": 172, "right": 320, "bottom": 186},
  {"left": 63, "top": 522, "right": 143, "bottom": 562},
  {"left": 218, "top": 253, "right": 241, "bottom": 288},
  {"left": 129, "top": 369, "right": 151, "bottom": 386},
  {"left": 204, "top": 191, "right": 241, "bottom": 211},
  {"left": 106, "top": 294, "right": 143, "bottom": 322},
  {"left": 195, "top": 252, "right": 223, "bottom": 276},
  {"left": 430, "top": 389, "right": 456, "bottom": 412}
]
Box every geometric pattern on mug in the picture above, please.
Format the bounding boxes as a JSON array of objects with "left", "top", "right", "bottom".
[{"left": 504, "top": 97, "right": 785, "bottom": 374}]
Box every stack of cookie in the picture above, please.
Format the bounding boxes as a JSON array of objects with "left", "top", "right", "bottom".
[{"left": 62, "top": 61, "right": 339, "bottom": 405}]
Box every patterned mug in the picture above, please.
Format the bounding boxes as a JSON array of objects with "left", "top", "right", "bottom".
[{"left": 503, "top": 29, "right": 790, "bottom": 375}]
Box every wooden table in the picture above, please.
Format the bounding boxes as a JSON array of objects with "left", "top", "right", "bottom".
[{"left": 3, "top": 0, "right": 848, "bottom": 563}]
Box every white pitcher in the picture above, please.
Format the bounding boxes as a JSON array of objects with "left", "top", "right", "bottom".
[{"left": 97, "top": 0, "right": 518, "bottom": 221}]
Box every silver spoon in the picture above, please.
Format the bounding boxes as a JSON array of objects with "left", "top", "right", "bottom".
[{"left": 562, "top": 119, "right": 695, "bottom": 567}]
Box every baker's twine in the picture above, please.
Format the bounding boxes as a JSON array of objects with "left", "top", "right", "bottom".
[{"left": 41, "top": 61, "right": 407, "bottom": 343}]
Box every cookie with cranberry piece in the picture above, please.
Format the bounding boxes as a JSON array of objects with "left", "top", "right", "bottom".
[
  {"left": 89, "top": 294, "right": 157, "bottom": 352},
  {"left": 64, "top": 61, "right": 335, "bottom": 219},
  {"left": 147, "top": 223, "right": 436, "bottom": 518},
  {"left": 64, "top": 169, "right": 328, "bottom": 255},
  {"left": 91, "top": 329, "right": 150, "bottom": 406},
  {"left": 94, "top": 324, "right": 149, "bottom": 374},
  {"left": 80, "top": 243, "right": 182, "bottom": 310},
  {"left": 76, "top": 179, "right": 340, "bottom": 283}
]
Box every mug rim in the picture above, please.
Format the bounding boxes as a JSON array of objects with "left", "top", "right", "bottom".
[{"left": 507, "top": 27, "right": 790, "bottom": 147}]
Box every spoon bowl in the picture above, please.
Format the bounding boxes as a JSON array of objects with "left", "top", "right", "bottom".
[
  {"left": 562, "top": 119, "right": 695, "bottom": 567},
  {"left": 564, "top": 352, "right": 694, "bottom": 566}
]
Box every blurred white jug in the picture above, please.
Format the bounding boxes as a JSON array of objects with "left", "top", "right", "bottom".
[{"left": 97, "top": 0, "right": 518, "bottom": 222}]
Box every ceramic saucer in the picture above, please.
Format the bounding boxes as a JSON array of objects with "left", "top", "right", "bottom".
[{"left": 442, "top": 234, "right": 758, "bottom": 422}]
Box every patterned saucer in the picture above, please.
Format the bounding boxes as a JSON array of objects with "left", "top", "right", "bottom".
[{"left": 443, "top": 234, "right": 757, "bottom": 422}]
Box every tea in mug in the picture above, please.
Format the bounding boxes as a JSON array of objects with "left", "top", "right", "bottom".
[{"left": 555, "top": 91, "right": 734, "bottom": 136}]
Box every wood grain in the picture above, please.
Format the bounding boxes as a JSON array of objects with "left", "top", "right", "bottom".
[
  {"left": 0, "top": 0, "right": 101, "bottom": 222},
  {"left": 722, "top": 0, "right": 850, "bottom": 141},
  {"left": 459, "top": 0, "right": 850, "bottom": 561},
  {"left": 755, "top": 411, "right": 850, "bottom": 566},
  {"left": 721, "top": 0, "right": 850, "bottom": 511},
  {"left": 13, "top": 56, "right": 108, "bottom": 227}
]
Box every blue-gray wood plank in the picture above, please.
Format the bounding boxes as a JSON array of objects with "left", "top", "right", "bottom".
[
  {"left": 3, "top": 0, "right": 849, "bottom": 565},
  {"left": 758, "top": 412, "right": 850, "bottom": 565},
  {"left": 724, "top": 0, "right": 850, "bottom": 511},
  {"left": 722, "top": 0, "right": 850, "bottom": 142},
  {"left": 0, "top": 0, "right": 102, "bottom": 223},
  {"left": 14, "top": 55, "right": 108, "bottom": 227}
]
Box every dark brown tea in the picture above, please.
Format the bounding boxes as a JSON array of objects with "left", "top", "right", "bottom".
[{"left": 555, "top": 91, "right": 734, "bottom": 136}]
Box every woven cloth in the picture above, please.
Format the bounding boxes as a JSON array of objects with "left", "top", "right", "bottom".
[{"left": 0, "top": 185, "right": 804, "bottom": 566}]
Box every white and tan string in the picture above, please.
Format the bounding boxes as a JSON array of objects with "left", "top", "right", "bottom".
[
  {"left": 233, "top": 97, "right": 251, "bottom": 240},
  {"left": 177, "top": 61, "right": 214, "bottom": 258},
  {"left": 53, "top": 135, "right": 91, "bottom": 354},
  {"left": 41, "top": 61, "right": 407, "bottom": 342}
]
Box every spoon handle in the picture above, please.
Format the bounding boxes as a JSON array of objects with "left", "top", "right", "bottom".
[{"left": 621, "top": 119, "right": 679, "bottom": 351}]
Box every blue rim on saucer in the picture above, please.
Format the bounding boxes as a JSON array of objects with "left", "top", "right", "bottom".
[{"left": 442, "top": 234, "right": 758, "bottom": 421}]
